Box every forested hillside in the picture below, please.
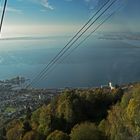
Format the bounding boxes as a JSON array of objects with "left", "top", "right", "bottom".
[{"left": 1, "top": 84, "right": 140, "bottom": 140}]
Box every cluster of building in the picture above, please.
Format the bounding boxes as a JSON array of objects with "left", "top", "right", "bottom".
[
  {"left": 0, "top": 84, "right": 61, "bottom": 127},
  {"left": 0, "top": 76, "right": 135, "bottom": 128}
]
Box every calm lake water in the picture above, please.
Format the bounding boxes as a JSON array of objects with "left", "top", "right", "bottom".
[{"left": 0, "top": 36, "right": 140, "bottom": 88}]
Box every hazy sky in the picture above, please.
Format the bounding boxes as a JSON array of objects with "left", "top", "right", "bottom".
[{"left": 0, "top": 0, "right": 140, "bottom": 37}]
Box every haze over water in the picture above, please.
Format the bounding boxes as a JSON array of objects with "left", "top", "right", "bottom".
[{"left": 0, "top": 35, "right": 140, "bottom": 88}]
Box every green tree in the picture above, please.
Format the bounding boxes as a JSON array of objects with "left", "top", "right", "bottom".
[
  {"left": 31, "top": 108, "right": 41, "bottom": 128},
  {"left": 37, "top": 104, "right": 52, "bottom": 135},
  {"left": 0, "top": 127, "right": 6, "bottom": 140},
  {"left": 23, "top": 121, "right": 32, "bottom": 133}
]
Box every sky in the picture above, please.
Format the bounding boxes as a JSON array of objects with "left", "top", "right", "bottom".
[{"left": 0, "top": 0, "right": 140, "bottom": 37}]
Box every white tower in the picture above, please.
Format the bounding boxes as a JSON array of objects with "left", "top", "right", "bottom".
[{"left": 109, "top": 82, "right": 114, "bottom": 90}]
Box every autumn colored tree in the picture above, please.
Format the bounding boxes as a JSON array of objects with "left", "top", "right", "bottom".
[
  {"left": 22, "top": 130, "right": 43, "bottom": 140},
  {"left": 104, "top": 85, "right": 140, "bottom": 140},
  {"left": 6, "top": 121, "right": 23, "bottom": 140},
  {"left": 46, "top": 130, "right": 70, "bottom": 140},
  {"left": 70, "top": 122, "right": 106, "bottom": 140}
]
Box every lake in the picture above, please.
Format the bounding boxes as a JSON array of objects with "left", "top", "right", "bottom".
[{"left": 0, "top": 35, "right": 140, "bottom": 88}]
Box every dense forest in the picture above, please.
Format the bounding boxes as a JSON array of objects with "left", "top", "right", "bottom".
[{"left": 1, "top": 83, "right": 140, "bottom": 140}]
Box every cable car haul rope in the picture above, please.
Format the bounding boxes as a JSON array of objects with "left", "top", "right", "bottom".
[{"left": 0, "top": 0, "right": 7, "bottom": 34}]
